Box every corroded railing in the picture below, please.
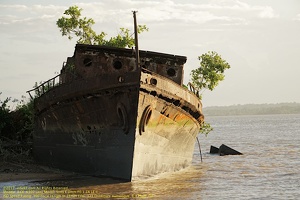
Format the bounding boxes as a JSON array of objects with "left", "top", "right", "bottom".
[{"left": 26, "top": 74, "right": 61, "bottom": 100}]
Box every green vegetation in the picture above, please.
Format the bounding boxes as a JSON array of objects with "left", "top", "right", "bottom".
[
  {"left": 190, "top": 51, "right": 231, "bottom": 135},
  {"left": 199, "top": 122, "right": 213, "bottom": 136},
  {"left": 190, "top": 51, "right": 231, "bottom": 99},
  {"left": 56, "top": 5, "right": 148, "bottom": 47},
  {"left": 0, "top": 93, "right": 34, "bottom": 163},
  {"left": 203, "top": 103, "right": 300, "bottom": 116}
]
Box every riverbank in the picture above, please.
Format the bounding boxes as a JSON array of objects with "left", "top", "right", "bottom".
[
  {"left": 203, "top": 102, "right": 300, "bottom": 116},
  {"left": 0, "top": 142, "right": 72, "bottom": 182},
  {"left": 0, "top": 157, "right": 71, "bottom": 182}
]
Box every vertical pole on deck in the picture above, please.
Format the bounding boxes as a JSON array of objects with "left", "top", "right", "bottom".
[{"left": 133, "top": 11, "right": 140, "bottom": 68}]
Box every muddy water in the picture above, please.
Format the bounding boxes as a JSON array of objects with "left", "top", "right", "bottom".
[
  {"left": 1, "top": 114, "right": 299, "bottom": 199},
  {"left": 0, "top": 165, "right": 205, "bottom": 199}
]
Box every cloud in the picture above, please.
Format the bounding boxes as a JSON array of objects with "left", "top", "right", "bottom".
[
  {"left": 258, "top": 6, "right": 278, "bottom": 19},
  {"left": 294, "top": 13, "right": 300, "bottom": 21},
  {"left": 0, "top": 4, "right": 65, "bottom": 25},
  {"left": 0, "top": 0, "right": 281, "bottom": 29},
  {"left": 0, "top": 4, "right": 27, "bottom": 10}
]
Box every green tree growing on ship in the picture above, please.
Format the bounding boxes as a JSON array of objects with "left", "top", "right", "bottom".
[
  {"left": 190, "top": 51, "right": 231, "bottom": 98},
  {"left": 56, "top": 6, "right": 232, "bottom": 135},
  {"left": 190, "top": 51, "right": 231, "bottom": 135},
  {"left": 56, "top": 5, "right": 148, "bottom": 47}
]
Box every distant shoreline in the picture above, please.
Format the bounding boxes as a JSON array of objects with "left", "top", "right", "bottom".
[{"left": 203, "top": 102, "right": 300, "bottom": 116}]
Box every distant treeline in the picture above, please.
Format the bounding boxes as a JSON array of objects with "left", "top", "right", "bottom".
[{"left": 203, "top": 102, "right": 300, "bottom": 116}]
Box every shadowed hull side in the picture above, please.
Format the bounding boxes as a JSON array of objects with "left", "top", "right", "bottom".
[{"left": 33, "top": 73, "right": 140, "bottom": 180}]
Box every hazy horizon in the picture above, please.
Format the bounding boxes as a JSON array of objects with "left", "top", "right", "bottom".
[{"left": 1, "top": 0, "right": 300, "bottom": 107}]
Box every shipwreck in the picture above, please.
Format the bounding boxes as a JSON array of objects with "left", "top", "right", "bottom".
[{"left": 27, "top": 12, "right": 204, "bottom": 181}]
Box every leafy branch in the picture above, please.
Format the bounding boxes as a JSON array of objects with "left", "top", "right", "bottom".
[
  {"left": 191, "top": 51, "right": 231, "bottom": 99},
  {"left": 191, "top": 51, "right": 231, "bottom": 135},
  {"left": 56, "top": 5, "right": 148, "bottom": 48}
]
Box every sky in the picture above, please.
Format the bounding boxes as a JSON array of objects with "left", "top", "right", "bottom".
[{"left": 1, "top": 0, "right": 300, "bottom": 108}]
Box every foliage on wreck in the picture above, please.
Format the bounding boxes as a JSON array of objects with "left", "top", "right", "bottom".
[
  {"left": 189, "top": 52, "right": 230, "bottom": 135},
  {"left": 190, "top": 51, "right": 231, "bottom": 99},
  {"left": 56, "top": 5, "right": 148, "bottom": 47}
]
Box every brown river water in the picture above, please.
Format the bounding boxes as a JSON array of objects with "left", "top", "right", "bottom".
[{"left": 1, "top": 114, "right": 299, "bottom": 199}]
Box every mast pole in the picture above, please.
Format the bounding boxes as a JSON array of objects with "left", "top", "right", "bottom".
[{"left": 133, "top": 11, "right": 140, "bottom": 68}]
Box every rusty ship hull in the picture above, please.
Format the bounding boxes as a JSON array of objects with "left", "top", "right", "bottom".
[{"left": 30, "top": 44, "right": 204, "bottom": 181}]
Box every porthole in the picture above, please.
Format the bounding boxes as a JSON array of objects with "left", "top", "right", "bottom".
[
  {"left": 117, "top": 103, "right": 129, "bottom": 134},
  {"left": 83, "top": 58, "right": 92, "bottom": 67},
  {"left": 118, "top": 76, "right": 124, "bottom": 83},
  {"left": 139, "top": 105, "right": 152, "bottom": 135},
  {"left": 173, "top": 100, "right": 180, "bottom": 106},
  {"left": 113, "top": 60, "right": 123, "bottom": 70},
  {"left": 143, "top": 61, "right": 150, "bottom": 69},
  {"left": 150, "top": 78, "right": 157, "bottom": 86},
  {"left": 167, "top": 68, "right": 176, "bottom": 77}
]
